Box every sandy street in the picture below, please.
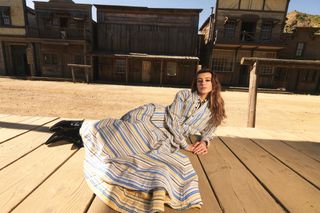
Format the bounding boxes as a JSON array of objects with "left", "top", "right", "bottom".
[{"left": 0, "top": 77, "right": 319, "bottom": 140}]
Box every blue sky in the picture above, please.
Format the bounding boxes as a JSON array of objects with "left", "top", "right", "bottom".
[{"left": 26, "top": 0, "right": 320, "bottom": 27}]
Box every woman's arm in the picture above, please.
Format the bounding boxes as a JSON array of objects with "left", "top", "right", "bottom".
[
  {"left": 200, "top": 124, "right": 216, "bottom": 146},
  {"left": 165, "top": 90, "right": 190, "bottom": 149},
  {"left": 192, "top": 125, "right": 216, "bottom": 155}
]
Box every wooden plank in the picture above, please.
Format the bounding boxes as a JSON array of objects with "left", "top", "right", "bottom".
[
  {"left": 0, "top": 115, "right": 35, "bottom": 127},
  {"left": 0, "top": 142, "right": 77, "bottom": 212},
  {"left": 0, "top": 114, "right": 10, "bottom": 120},
  {"left": 0, "top": 118, "right": 63, "bottom": 170},
  {"left": 232, "top": 128, "right": 320, "bottom": 189},
  {"left": 196, "top": 136, "right": 284, "bottom": 212},
  {"left": 241, "top": 57, "right": 320, "bottom": 69},
  {"left": 0, "top": 116, "right": 58, "bottom": 143},
  {"left": 218, "top": 129, "right": 320, "bottom": 212},
  {"left": 87, "top": 196, "right": 118, "bottom": 213},
  {"left": 13, "top": 149, "right": 94, "bottom": 213},
  {"left": 250, "top": 128, "right": 320, "bottom": 163}
]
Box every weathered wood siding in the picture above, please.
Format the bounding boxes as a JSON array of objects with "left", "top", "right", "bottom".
[
  {"left": 40, "top": 44, "right": 84, "bottom": 78},
  {"left": 96, "top": 10, "right": 199, "bottom": 56}
]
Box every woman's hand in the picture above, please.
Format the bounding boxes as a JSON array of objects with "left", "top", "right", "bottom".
[
  {"left": 192, "top": 141, "right": 208, "bottom": 155},
  {"left": 185, "top": 144, "right": 194, "bottom": 152}
]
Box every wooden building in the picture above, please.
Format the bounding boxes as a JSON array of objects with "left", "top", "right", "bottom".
[
  {"left": 31, "top": 0, "right": 93, "bottom": 78},
  {"left": 92, "top": 5, "right": 201, "bottom": 86},
  {"left": 276, "top": 27, "right": 320, "bottom": 93},
  {"left": 200, "top": 0, "right": 290, "bottom": 87},
  {"left": 0, "top": 0, "right": 93, "bottom": 79},
  {"left": 0, "top": 0, "right": 31, "bottom": 76}
]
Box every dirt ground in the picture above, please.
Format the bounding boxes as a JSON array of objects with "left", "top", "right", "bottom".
[{"left": 0, "top": 77, "right": 319, "bottom": 140}]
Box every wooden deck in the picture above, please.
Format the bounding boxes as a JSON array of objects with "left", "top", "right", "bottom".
[{"left": 0, "top": 114, "right": 319, "bottom": 212}]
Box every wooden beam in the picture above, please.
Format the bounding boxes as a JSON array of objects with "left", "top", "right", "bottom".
[
  {"left": 247, "top": 61, "right": 258, "bottom": 128},
  {"left": 241, "top": 57, "right": 320, "bottom": 69}
]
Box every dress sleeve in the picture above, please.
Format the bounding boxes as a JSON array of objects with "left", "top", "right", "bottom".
[
  {"left": 165, "top": 90, "right": 189, "bottom": 149},
  {"left": 200, "top": 124, "right": 216, "bottom": 146}
]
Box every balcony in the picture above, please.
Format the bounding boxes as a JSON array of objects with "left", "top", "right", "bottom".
[
  {"left": 214, "top": 29, "right": 284, "bottom": 46},
  {"left": 27, "top": 27, "right": 92, "bottom": 41}
]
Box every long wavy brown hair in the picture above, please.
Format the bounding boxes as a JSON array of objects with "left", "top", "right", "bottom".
[{"left": 191, "top": 69, "right": 226, "bottom": 127}]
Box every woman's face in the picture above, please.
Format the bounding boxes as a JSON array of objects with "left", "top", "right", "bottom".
[{"left": 197, "top": 72, "right": 213, "bottom": 97}]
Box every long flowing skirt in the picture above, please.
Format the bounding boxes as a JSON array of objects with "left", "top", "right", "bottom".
[{"left": 80, "top": 104, "right": 202, "bottom": 212}]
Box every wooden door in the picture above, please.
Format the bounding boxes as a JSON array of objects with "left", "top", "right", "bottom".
[
  {"left": 11, "top": 45, "right": 29, "bottom": 76},
  {"left": 141, "top": 61, "right": 151, "bottom": 83}
]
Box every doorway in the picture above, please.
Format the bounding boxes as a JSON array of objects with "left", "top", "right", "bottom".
[
  {"left": 240, "top": 22, "right": 256, "bottom": 41},
  {"left": 141, "top": 61, "right": 151, "bottom": 82},
  {"left": 11, "top": 45, "right": 30, "bottom": 76}
]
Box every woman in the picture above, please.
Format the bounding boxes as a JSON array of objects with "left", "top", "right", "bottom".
[{"left": 46, "top": 69, "right": 226, "bottom": 212}]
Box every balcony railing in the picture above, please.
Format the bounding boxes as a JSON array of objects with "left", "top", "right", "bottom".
[
  {"left": 26, "top": 27, "right": 92, "bottom": 41},
  {"left": 214, "top": 30, "right": 284, "bottom": 45}
]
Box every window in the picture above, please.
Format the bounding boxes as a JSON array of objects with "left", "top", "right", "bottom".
[
  {"left": 301, "top": 70, "right": 317, "bottom": 83},
  {"left": 44, "top": 54, "right": 58, "bottom": 65},
  {"left": 296, "top": 42, "right": 305, "bottom": 56},
  {"left": 274, "top": 69, "right": 287, "bottom": 81},
  {"left": 212, "top": 50, "right": 234, "bottom": 72},
  {"left": 115, "top": 59, "right": 126, "bottom": 74},
  {"left": 224, "top": 21, "right": 236, "bottom": 38},
  {"left": 253, "top": 51, "right": 276, "bottom": 75},
  {"left": 261, "top": 22, "right": 273, "bottom": 40},
  {"left": 0, "top": 7, "right": 11, "bottom": 26},
  {"left": 167, "top": 62, "right": 177, "bottom": 76},
  {"left": 259, "top": 66, "right": 274, "bottom": 75},
  {"left": 60, "top": 17, "right": 68, "bottom": 28}
]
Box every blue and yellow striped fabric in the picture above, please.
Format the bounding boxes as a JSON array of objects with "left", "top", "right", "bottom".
[{"left": 80, "top": 90, "right": 215, "bottom": 212}]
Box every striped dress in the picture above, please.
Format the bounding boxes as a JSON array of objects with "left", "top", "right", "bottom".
[{"left": 80, "top": 89, "right": 216, "bottom": 212}]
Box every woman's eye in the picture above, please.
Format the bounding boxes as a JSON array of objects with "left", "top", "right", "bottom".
[{"left": 205, "top": 79, "right": 211, "bottom": 82}]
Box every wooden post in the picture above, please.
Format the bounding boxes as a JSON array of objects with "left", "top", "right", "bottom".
[
  {"left": 71, "top": 67, "right": 75, "bottom": 83},
  {"left": 247, "top": 61, "right": 259, "bottom": 128},
  {"left": 160, "top": 60, "right": 163, "bottom": 86},
  {"left": 125, "top": 57, "right": 129, "bottom": 84},
  {"left": 85, "top": 67, "right": 89, "bottom": 83}
]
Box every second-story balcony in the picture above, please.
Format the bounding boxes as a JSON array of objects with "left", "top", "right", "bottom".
[
  {"left": 214, "top": 29, "right": 284, "bottom": 46},
  {"left": 27, "top": 26, "right": 92, "bottom": 41}
]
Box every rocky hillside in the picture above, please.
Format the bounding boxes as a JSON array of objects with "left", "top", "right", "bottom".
[{"left": 285, "top": 10, "right": 320, "bottom": 32}]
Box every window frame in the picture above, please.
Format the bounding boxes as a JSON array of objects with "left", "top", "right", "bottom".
[
  {"left": 260, "top": 21, "right": 273, "bottom": 41},
  {"left": 166, "top": 62, "right": 177, "bottom": 76},
  {"left": 296, "top": 42, "right": 305, "bottom": 57},
  {"left": 223, "top": 20, "right": 236, "bottom": 39},
  {"left": 43, "top": 54, "right": 58, "bottom": 65},
  {"left": 0, "top": 7, "right": 11, "bottom": 26},
  {"left": 115, "top": 59, "right": 126, "bottom": 75}
]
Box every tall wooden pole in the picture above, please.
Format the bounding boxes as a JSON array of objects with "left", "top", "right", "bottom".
[{"left": 247, "top": 61, "right": 259, "bottom": 128}]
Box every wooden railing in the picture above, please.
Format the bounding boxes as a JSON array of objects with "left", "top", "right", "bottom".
[
  {"left": 240, "top": 57, "right": 320, "bottom": 128},
  {"left": 67, "top": 64, "right": 92, "bottom": 83}
]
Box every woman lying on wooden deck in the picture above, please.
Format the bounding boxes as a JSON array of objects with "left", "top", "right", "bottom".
[{"left": 45, "top": 69, "right": 226, "bottom": 212}]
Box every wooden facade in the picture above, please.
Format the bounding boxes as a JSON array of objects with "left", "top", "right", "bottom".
[
  {"left": 0, "top": 0, "right": 93, "bottom": 79},
  {"left": 31, "top": 0, "right": 93, "bottom": 79},
  {"left": 0, "top": 0, "right": 30, "bottom": 76},
  {"left": 276, "top": 27, "right": 320, "bottom": 93},
  {"left": 200, "top": 0, "right": 290, "bottom": 88},
  {"left": 93, "top": 5, "right": 201, "bottom": 86}
]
